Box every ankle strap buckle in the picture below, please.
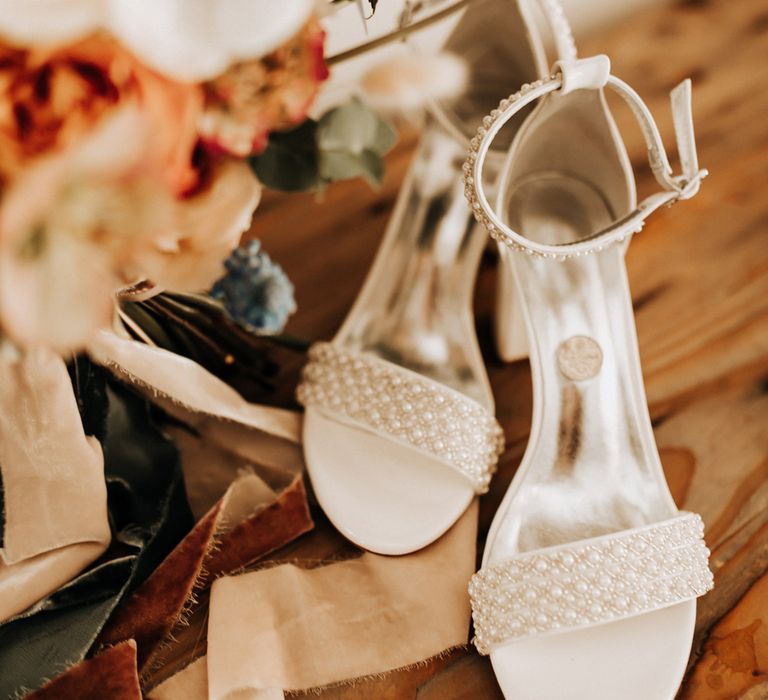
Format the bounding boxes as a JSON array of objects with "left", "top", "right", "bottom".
[{"left": 670, "top": 168, "right": 709, "bottom": 204}]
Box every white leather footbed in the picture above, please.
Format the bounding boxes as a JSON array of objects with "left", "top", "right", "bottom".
[{"left": 304, "top": 409, "right": 475, "bottom": 555}]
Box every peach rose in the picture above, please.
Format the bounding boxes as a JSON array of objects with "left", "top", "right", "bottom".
[
  {"left": 0, "top": 34, "right": 214, "bottom": 351},
  {"left": 133, "top": 160, "right": 261, "bottom": 292},
  {"left": 0, "top": 34, "right": 203, "bottom": 194},
  {"left": 0, "top": 107, "right": 260, "bottom": 351},
  {"left": 0, "top": 107, "right": 176, "bottom": 351}
]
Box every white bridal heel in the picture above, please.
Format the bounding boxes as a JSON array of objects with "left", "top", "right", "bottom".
[
  {"left": 297, "top": 0, "right": 576, "bottom": 555},
  {"left": 464, "top": 55, "right": 713, "bottom": 698}
]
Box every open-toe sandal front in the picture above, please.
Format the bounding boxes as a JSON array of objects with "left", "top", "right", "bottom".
[
  {"left": 296, "top": 0, "right": 572, "bottom": 555},
  {"left": 464, "top": 54, "right": 714, "bottom": 698}
]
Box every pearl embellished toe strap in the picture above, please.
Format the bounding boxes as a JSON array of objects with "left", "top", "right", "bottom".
[
  {"left": 296, "top": 342, "right": 505, "bottom": 493},
  {"left": 469, "top": 512, "right": 714, "bottom": 654}
]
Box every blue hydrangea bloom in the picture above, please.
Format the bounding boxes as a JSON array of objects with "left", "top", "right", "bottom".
[{"left": 210, "top": 240, "right": 296, "bottom": 334}]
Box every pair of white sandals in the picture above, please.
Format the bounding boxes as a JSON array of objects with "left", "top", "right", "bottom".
[{"left": 298, "top": 1, "right": 713, "bottom": 697}]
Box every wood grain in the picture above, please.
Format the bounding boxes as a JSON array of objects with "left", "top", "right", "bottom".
[{"left": 251, "top": 0, "right": 768, "bottom": 696}]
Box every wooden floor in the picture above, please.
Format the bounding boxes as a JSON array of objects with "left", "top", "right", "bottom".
[{"left": 252, "top": 0, "right": 768, "bottom": 697}]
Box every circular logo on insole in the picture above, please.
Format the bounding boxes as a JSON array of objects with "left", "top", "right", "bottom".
[{"left": 557, "top": 335, "right": 603, "bottom": 381}]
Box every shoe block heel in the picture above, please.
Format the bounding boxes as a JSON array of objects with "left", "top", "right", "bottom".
[{"left": 494, "top": 244, "right": 529, "bottom": 363}]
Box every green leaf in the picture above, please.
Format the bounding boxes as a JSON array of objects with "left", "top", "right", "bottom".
[
  {"left": 316, "top": 100, "right": 395, "bottom": 187},
  {"left": 249, "top": 119, "right": 319, "bottom": 192},
  {"left": 320, "top": 148, "right": 385, "bottom": 188},
  {"left": 317, "top": 99, "right": 395, "bottom": 156},
  {"left": 250, "top": 101, "right": 395, "bottom": 192},
  {"left": 371, "top": 115, "right": 397, "bottom": 154}
]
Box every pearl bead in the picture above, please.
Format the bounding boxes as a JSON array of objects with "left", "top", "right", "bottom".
[{"left": 467, "top": 513, "right": 713, "bottom": 655}]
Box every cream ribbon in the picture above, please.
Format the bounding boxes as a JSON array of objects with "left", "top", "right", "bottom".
[
  {"left": 150, "top": 502, "right": 477, "bottom": 700},
  {"left": 1, "top": 331, "right": 477, "bottom": 698},
  {"left": 0, "top": 349, "right": 110, "bottom": 622},
  {"left": 0, "top": 328, "right": 304, "bottom": 623}
]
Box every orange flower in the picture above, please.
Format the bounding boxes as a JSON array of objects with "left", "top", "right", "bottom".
[
  {"left": 199, "top": 18, "right": 329, "bottom": 157},
  {"left": 0, "top": 107, "right": 261, "bottom": 352},
  {"left": 0, "top": 107, "right": 176, "bottom": 351},
  {"left": 0, "top": 34, "right": 203, "bottom": 195}
]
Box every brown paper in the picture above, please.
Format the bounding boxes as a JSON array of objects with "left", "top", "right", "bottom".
[{"left": 205, "top": 501, "right": 477, "bottom": 699}]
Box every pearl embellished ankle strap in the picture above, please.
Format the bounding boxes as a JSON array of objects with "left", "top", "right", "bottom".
[
  {"left": 462, "top": 55, "right": 708, "bottom": 260},
  {"left": 526, "top": 0, "right": 577, "bottom": 63},
  {"left": 296, "top": 343, "right": 505, "bottom": 493},
  {"left": 469, "top": 512, "right": 714, "bottom": 654}
]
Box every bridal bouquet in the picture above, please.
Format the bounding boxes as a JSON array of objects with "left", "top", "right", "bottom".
[{"left": 0, "top": 0, "right": 394, "bottom": 353}]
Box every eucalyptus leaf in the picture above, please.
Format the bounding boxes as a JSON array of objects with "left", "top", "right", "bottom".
[
  {"left": 249, "top": 100, "right": 395, "bottom": 192},
  {"left": 358, "top": 148, "right": 386, "bottom": 185},
  {"left": 317, "top": 100, "right": 395, "bottom": 187},
  {"left": 317, "top": 99, "right": 395, "bottom": 156},
  {"left": 371, "top": 115, "right": 397, "bottom": 155},
  {"left": 249, "top": 119, "right": 319, "bottom": 192},
  {"left": 320, "top": 148, "right": 385, "bottom": 188}
]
